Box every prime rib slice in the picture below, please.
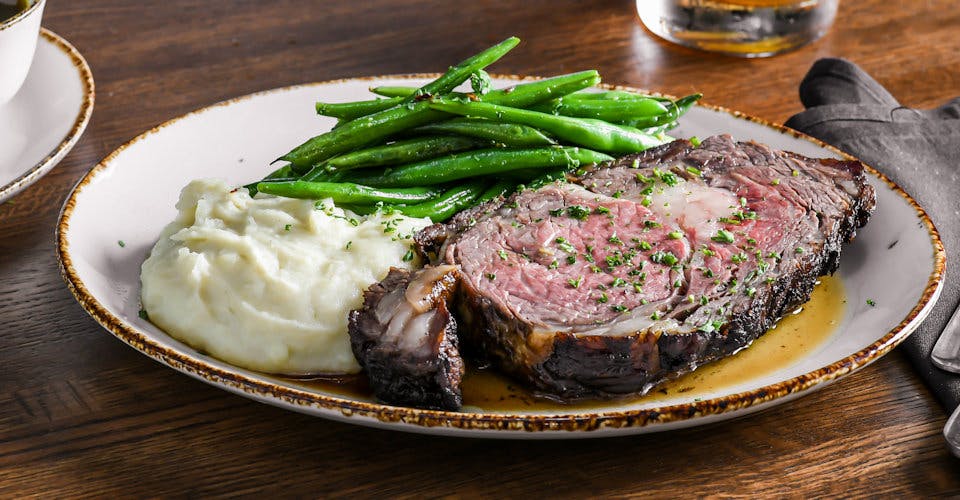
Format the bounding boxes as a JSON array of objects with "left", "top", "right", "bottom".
[
  {"left": 348, "top": 265, "right": 463, "bottom": 410},
  {"left": 418, "top": 136, "right": 875, "bottom": 400},
  {"left": 416, "top": 134, "right": 875, "bottom": 402}
]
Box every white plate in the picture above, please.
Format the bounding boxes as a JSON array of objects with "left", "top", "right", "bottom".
[
  {"left": 57, "top": 76, "right": 945, "bottom": 438},
  {"left": 0, "top": 29, "right": 94, "bottom": 203}
]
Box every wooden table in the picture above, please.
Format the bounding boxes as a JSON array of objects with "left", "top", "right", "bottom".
[{"left": 2, "top": 0, "right": 958, "bottom": 495}]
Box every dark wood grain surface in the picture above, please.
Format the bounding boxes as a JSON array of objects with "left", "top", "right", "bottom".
[{"left": 2, "top": 0, "right": 959, "bottom": 496}]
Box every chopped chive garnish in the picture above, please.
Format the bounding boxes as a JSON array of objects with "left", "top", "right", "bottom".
[
  {"left": 711, "top": 229, "right": 735, "bottom": 244},
  {"left": 566, "top": 205, "right": 590, "bottom": 220},
  {"left": 650, "top": 251, "right": 678, "bottom": 266},
  {"left": 555, "top": 237, "right": 576, "bottom": 254},
  {"left": 652, "top": 168, "right": 680, "bottom": 186},
  {"left": 605, "top": 252, "right": 624, "bottom": 268},
  {"left": 636, "top": 172, "right": 654, "bottom": 184}
]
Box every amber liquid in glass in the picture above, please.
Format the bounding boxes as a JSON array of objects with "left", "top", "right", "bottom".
[{"left": 637, "top": 0, "right": 838, "bottom": 57}]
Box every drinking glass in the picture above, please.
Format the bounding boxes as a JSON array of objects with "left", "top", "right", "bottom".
[{"left": 637, "top": 0, "right": 838, "bottom": 58}]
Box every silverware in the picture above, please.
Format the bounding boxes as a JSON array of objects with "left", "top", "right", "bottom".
[
  {"left": 931, "top": 302, "right": 960, "bottom": 457},
  {"left": 931, "top": 302, "right": 960, "bottom": 372},
  {"left": 945, "top": 404, "right": 960, "bottom": 458}
]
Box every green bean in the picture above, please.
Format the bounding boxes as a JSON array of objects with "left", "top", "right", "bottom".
[
  {"left": 372, "top": 71, "right": 600, "bottom": 103},
  {"left": 368, "top": 86, "right": 414, "bottom": 98},
  {"left": 429, "top": 100, "right": 667, "bottom": 154},
  {"left": 280, "top": 38, "right": 517, "bottom": 172},
  {"left": 561, "top": 90, "right": 670, "bottom": 102},
  {"left": 376, "top": 87, "right": 670, "bottom": 106},
  {"left": 674, "top": 93, "right": 702, "bottom": 110},
  {"left": 370, "top": 86, "right": 469, "bottom": 99},
  {"left": 470, "top": 69, "right": 493, "bottom": 95},
  {"left": 315, "top": 97, "right": 404, "bottom": 121},
  {"left": 477, "top": 179, "right": 516, "bottom": 202},
  {"left": 530, "top": 98, "right": 669, "bottom": 122},
  {"left": 311, "top": 136, "right": 488, "bottom": 176},
  {"left": 266, "top": 164, "right": 295, "bottom": 180},
  {"left": 345, "top": 146, "right": 612, "bottom": 187},
  {"left": 482, "top": 70, "right": 599, "bottom": 106},
  {"left": 244, "top": 164, "right": 297, "bottom": 195},
  {"left": 410, "top": 118, "right": 555, "bottom": 147},
  {"left": 282, "top": 101, "right": 437, "bottom": 173},
  {"left": 398, "top": 37, "right": 519, "bottom": 104},
  {"left": 279, "top": 70, "right": 600, "bottom": 173},
  {"left": 256, "top": 180, "right": 442, "bottom": 204},
  {"left": 638, "top": 122, "right": 678, "bottom": 136},
  {"left": 390, "top": 180, "right": 489, "bottom": 221},
  {"left": 620, "top": 93, "right": 702, "bottom": 128}
]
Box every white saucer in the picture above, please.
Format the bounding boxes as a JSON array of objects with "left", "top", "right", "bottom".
[{"left": 0, "top": 28, "right": 94, "bottom": 203}]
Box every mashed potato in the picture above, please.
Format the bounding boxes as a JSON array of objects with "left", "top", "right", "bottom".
[{"left": 140, "top": 178, "right": 432, "bottom": 374}]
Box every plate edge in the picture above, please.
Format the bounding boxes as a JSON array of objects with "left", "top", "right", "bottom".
[
  {"left": 0, "top": 28, "right": 96, "bottom": 203},
  {"left": 55, "top": 74, "right": 947, "bottom": 436}
]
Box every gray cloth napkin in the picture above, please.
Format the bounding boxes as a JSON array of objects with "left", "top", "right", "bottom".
[{"left": 785, "top": 58, "right": 960, "bottom": 412}]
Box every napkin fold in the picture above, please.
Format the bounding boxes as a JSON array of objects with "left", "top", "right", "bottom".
[{"left": 785, "top": 58, "right": 960, "bottom": 412}]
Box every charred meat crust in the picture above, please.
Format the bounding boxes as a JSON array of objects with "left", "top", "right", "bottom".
[{"left": 348, "top": 266, "right": 464, "bottom": 410}]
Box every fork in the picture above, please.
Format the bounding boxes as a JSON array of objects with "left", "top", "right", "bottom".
[{"left": 930, "top": 302, "right": 960, "bottom": 457}]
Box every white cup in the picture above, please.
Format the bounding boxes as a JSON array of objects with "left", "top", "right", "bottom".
[{"left": 0, "top": 0, "right": 45, "bottom": 106}]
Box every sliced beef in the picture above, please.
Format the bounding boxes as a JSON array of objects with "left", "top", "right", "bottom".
[
  {"left": 423, "top": 134, "right": 875, "bottom": 400},
  {"left": 348, "top": 265, "right": 464, "bottom": 410}
]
